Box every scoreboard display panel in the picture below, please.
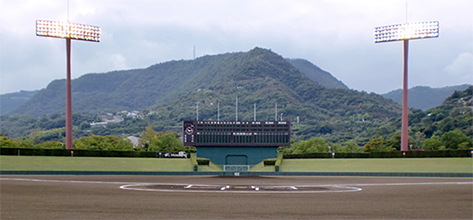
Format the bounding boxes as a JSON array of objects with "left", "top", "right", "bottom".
[{"left": 183, "top": 121, "right": 291, "bottom": 147}]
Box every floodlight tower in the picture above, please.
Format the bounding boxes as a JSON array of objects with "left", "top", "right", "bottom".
[
  {"left": 36, "top": 20, "right": 101, "bottom": 149},
  {"left": 374, "top": 21, "right": 439, "bottom": 151}
]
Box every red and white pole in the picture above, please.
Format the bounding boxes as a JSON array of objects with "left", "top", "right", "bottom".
[
  {"left": 65, "top": 38, "right": 73, "bottom": 150},
  {"left": 401, "top": 39, "right": 409, "bottom": 152}
]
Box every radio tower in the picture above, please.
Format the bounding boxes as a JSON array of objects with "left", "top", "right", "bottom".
[{"left": 193, "top": 45, "right": 196, "bottom": 59}]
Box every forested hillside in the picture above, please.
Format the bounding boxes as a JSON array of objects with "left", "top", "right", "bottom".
[
  {"left": 286, "top": 58, "right": 348, "bottom": 90},
  {"left": 10, "top": 48, "right": 348, "bottom": 116},
  {"left": 382, "top": 84, "right": 471, "bottom": 111},
  {"left": 414, "top": 86, "right": 473, "bottom": 138},
  {"left": 1, "top": 48, "right": 402, "bottom": 144},
  {"left": 0, "top": 90, "right": 38, "bottom": 115},
  {"left": 370, "top": 86, "right": 473, "bottom": 150}
]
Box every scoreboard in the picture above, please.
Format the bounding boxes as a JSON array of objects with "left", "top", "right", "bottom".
[{"left": 183, "top": 121, "right": 291, "bottom": 147}]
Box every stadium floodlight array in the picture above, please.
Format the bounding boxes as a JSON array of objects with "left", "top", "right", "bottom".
[
  {"left": 36, "top": 20, "right": 101, "bottom": 42},
  {"left": 374, "top": 20, "right": 439, "bottom": 152},
  {"left": 36, "top": 19, "right": 100, "bottom": 150},
  {"left": 374, "top": 21, "right": 439, "bottom": 43}
]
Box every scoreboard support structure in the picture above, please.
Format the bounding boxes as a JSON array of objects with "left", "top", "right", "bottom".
[{"left": 183, "top": 121, "right": 291, "bottom": 166}]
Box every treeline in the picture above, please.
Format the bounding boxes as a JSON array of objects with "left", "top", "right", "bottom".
[
  {"left": 280, "top": 128, "right": 472, "bottom": 155},
  {"left": 1, "top": 86, "right": 471, "bottom": 154},
  {"left": 0, "top": 133, "right": 133, "bottom": 151},
  {"left": 2, "top": 128, "right": 470, "bottom": 156},
  {"left": 0, "top": 124, "right": 190, "bottom": 153}
]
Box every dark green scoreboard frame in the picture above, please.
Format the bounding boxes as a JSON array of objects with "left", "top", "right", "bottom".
[{"left": 183, "top": 121, "right": 291, "bottom": 147}]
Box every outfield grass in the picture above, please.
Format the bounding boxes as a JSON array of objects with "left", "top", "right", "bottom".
[
  {"left": 197, "top": 161, "right": 223, "bottom": 172},
  {"left": 0, "top": 156, "right": 194, "bottom": 171},
  {"left": 250, "top": 161, "right": 276, "bottom": 172},
  {"left": 1, "top": 156, "right": 471, "bottom": 173},
  {"left": 280, "top": 158, "right": 473, "bottom": 173}
]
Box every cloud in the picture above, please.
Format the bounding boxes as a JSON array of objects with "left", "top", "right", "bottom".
[
  {"left": 109, "top": 53, "right": 128, "bottom": 70},
  {"left": 1, "top": 0, "right": 473, "bottom": 94},
  {"left": 444, "top": 52, "right": 473, "bottom": 77}
]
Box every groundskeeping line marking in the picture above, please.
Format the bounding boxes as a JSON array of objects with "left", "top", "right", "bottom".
[
  {"left": 1, "top": 177, "right": 471, "bottom": 194},
  {"left": 118, "top": 183, "right": 362, "bottom": 194},
  {"left": 118, "top": 181, "right": 473, "bottom": 194},
  {"left": 0, "top": 177, "right": 185, "bottom": 186}
]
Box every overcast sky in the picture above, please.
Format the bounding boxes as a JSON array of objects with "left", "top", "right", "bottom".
[{"left": 1, "top": 0, "right": 472, "bottom": 95}]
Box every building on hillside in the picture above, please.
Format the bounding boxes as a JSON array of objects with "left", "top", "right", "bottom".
[{"left": 127, "top": 136, "right": 140, "bottom": 149}]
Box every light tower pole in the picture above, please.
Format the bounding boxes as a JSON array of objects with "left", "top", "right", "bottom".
[
  {"left": 36, "top": 20, "right": 101, "bottom": 149},
  {"left": 374, "top": 21, "right": 439, "bottom": 151}
]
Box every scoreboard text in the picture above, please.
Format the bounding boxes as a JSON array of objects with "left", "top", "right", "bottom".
[{"left": 183, "top": 121, "right": 291, "bottom": 147}]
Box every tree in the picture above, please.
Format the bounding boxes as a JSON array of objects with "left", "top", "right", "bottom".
[
  {"left": 280, "top": 145, "right": 296, "bottom": 155},
  {"left": 36, "top": 141, "right": 63, "bottom": 149},
  {"left": 385, "top": 134, "right": 401, "bottom": 151},
  {"left": 16, "top": 138, "right": 34, "bottom": 149},
  {"left": 73, "top": 135, "right": 112, "bottom": 150},
  {"left": 148, "top": 132, "right": 184, "bottom": 152},
  {"left": 441, "top": 130, "right": 472, "bottom": 150},
  {"left": 114, "top": 138, "right": 134, "bottom": 151},
  {"left": 0, "top": 136, "right": 19, "bottom": 148},
  {"left": 328, "top": 142, "right": 343, "bottom": 153},
  {"left": 79, "top": 121, "right": 91, "bottom": 130},
  {"left": 343, "top": 140, "right": 362, "bottom": 153},
  {"left": 28, "top": 125, "right": 41, "bottom": 145},
  {"left": 422, "top": 135, "right": 444, "bottom": 151},
  {"left": 413, "top": 131, "right": 426, "bottom": 150},
  {"left": 293, "top": 137, "right": 328, "bottom": 154},
  {"left": 138, "top": 123, "right": 156, "bottom": 150},
  {"left": 363, "top": 137, "right": 395, "bottom": 152}
]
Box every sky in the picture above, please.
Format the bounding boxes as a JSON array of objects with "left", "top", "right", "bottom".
[{"left": 0, "top": 0, "right": 472, "bottom": 95}]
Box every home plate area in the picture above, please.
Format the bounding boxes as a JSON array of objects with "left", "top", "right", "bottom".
[{"left": 119, "top": 183, "right": 361, "bottom": 193}]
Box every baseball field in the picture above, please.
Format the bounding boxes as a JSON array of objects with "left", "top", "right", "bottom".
[{"left": 1, "top": 156, "right": 472, "bottom": 219}]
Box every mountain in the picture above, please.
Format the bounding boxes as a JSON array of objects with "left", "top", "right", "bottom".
[
  {"left": 149, "top": 48, "right": 399, "bottom": 121},
  {"left": 11, "top": 48, "right": 350, "bottom": 116},
  {"left": 0, "top": 90, "right": 38, "bottom": 116},
  {"left": 409, "top": 86, "right": 472, "bottom": 139},
  {"left": 381, "top": 84, "right": 471, "bottom": 111},
  {"left": 286, "top": 59, "right": 348, "bottom": 90},
  {"left": 2, "top": 48, "right": 402, "bottom": 143}
]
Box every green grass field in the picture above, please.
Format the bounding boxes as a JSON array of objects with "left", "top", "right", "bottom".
[
  {"left": 0, "top": 156, "right": 193, "bottom": 171},
  {"left": 197, "top": 161, "right": 223, "bottom": 172},
  {"left": 1, "top": 156, "right": 471, "bottom": 173},
  {"left": 280, "top": 158, "right": 473, "bottom": 173},
  {"left": 250, "top": 161, "right": 276, "bottom": 172}
]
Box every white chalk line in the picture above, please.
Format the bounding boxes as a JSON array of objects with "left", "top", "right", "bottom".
[
  {"left": 0, "top": 177, "right": 185, "bottom": 186},
  {"left": 118, "top": 183, "right": 362, "bottom": 193},
  {"left": 1, "top": 177, "right": 471, "bottom": 194},
  {"left": 296, "top": 181, "right": 473, "bottom": 188},
  {"left": 119, "top": 181, "right": 473, "bottom": 194}
]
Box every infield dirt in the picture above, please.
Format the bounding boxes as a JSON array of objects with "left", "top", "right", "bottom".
[{"left": 1, "top": 175, "right": 471, "bottom": 219}]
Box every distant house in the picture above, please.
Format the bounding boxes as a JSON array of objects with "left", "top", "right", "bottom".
[
  {"left": 127, "top": 136, "right": 140, "bottom": 149},
  {"left": 126, "top": 111, "right": 144, "bottom": 119},
  {"left": 100, "top": 113, "right": 123, "bottom": 123},
  {"left": 90, "top": 121, "right": 108, "bottom": 127}
]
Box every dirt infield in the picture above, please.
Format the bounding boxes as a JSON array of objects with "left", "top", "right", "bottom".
[{"left": 1, "top": 175, "right": 472, "bottom": 219}]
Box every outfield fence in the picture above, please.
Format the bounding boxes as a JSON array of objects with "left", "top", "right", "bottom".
[
  {"left": 284, "top": 150, "right": 472, "bottom": 159},
  {"left": 1, "top": 170, "right": 471, "bottom": 177},
  {"left": 1, "top": 148, "right": 471, "bottom": 159},
  {"left": 0, "top": 148, "right": 174, "bottom": 158}
]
